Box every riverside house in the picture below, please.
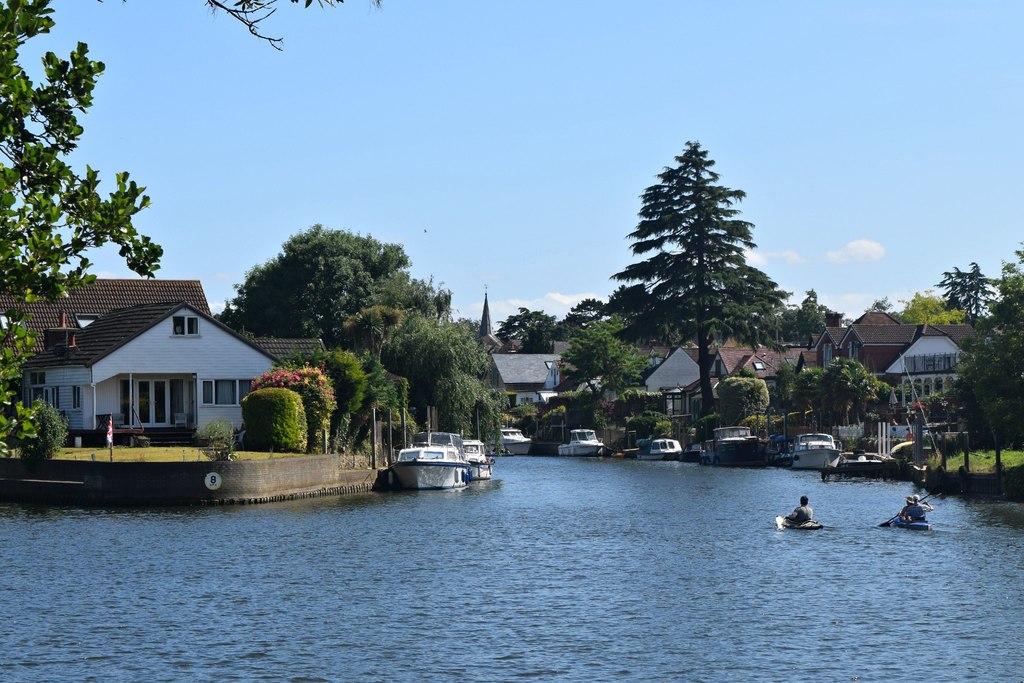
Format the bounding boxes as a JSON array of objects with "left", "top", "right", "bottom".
[{"left": 1, "top": 279, "right": 321, "bottom": 445}]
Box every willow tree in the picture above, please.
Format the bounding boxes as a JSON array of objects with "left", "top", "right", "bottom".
[{"left": 611, "top": 141, "right": 787, "bottom": 418}]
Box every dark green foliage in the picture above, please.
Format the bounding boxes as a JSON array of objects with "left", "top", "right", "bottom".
[
  {"left": 1002, "top": 465, "right": 1024, "bottom": 501},
  {"left": 17, "top": 400, "right": 67, "bottom": 465},
  {"left": 217, "top": 226, "right": 415, "bottom": 346},
  {"left": 495, "top": 308, "right": 559, "bottom": 352},
  {"left": 937, "top": 262, "right": 994, "bottom": 327},
  {"left": 241, "top": 388, "right": 308, "bottom": 453},
  {"left": 1, "top": 2, "right": 162, "bottom": 453},
  {"left": 560, "top": 298, "right": 608, "bottom": 332},
  {"left": 955, "top": 246, "right": 1024, "bottom": 449},
  {"left": 775, "top": 290, "right": 830, "bottom": 344},
  {"left": 612, "top": 142, "right": 788, "bottom": 417},
  {"left": 718, "top": 376, "right": 769, "bottom": 426},
  {"left": 626, "top": 411, "right": 672, "bottom": 439},
  {"left": 561, "top": 317, "right": 647, "bottom": 395}
]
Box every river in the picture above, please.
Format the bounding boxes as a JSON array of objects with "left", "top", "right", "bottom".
[{"left": 2, "top": 456, "right": 1023, "bottom": 682}]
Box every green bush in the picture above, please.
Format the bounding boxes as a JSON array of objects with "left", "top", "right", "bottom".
[
  {"left": 626, "top": 411, "right": 671, "bottom": 439},
  {"left": 1003, "top": 464, "right": 1024, "bottom": 501},
  {"left": 241, "top": 388, "right": 308, "bottom": 453},
  {"left": 18, "top": 400, "right": 68, "bottom": 465},
  {"left": 195, "top": 418, "right": 236, "bottom": 460}
]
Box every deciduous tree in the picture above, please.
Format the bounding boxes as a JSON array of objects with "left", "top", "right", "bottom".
[
  {"left": 1, "top": 1, "right": 161, "bottom": 453},
  {"left": 898, "top": 290, "right": 965, "bottom": 325},
  {"left": 611, "top": 141, "right": 788, "bottom": 417},
  {"left": 560, "top": 317, "right": 647, "bottom": 396}
]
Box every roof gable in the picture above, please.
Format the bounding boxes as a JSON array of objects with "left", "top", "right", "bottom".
[
  {"left": 491, "top": 353, "right": 560, "bottom": 385},
  {"left": 0, "top": 279, "right": 210, "bottom": 334}
]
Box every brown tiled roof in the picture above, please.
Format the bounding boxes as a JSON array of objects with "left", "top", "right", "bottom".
[
  {"left": 23, "top": 302, "right": 188, "bottom": 368},
  {"left": 0, "top": 279, "right": 210, "bottom": 333},
  {"left": 252, "top": 338, "right": 325, "bottom": 361},
  {"left": 846, "top": 324, "right": 918, "bottom": 345},
  {"left": 926, "top": 324, "right": 975, "bottom": 345},
  {"left": 853, "top": 311, "right": 902, "bottom": 325}
]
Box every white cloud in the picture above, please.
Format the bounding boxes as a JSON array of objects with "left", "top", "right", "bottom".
[
  {"left": 746, "top": 249, "right": 807, "bottom": 266},
  {"left": 826, "top": 239, "right": 886, "bottom": 263}
]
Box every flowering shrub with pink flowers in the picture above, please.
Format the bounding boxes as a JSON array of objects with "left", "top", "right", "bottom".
[{"left": 252, "top": 366, "right": 337, "bottom": 453}]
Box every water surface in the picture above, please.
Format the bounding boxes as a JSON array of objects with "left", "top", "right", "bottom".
[{"left": 2, "top": 457, "right": 1022, "bottom": 682}]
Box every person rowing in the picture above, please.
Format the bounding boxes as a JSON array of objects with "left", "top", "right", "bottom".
[
  {"left": 898, "top": 494, "right": 933, "bottom": 523},
  {"left": 785, "top": 495, "right": 814, "bottom": 525}
]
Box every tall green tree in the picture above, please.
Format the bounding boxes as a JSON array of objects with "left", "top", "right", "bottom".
[
  {"left": 611, "top": 141, "right": 788, "bottom": 417},
  {"left": 819, "top": 357, "right": 885, "bottom": 425},
  {"left": 776, "top": 290, "right": 829, "bottom": 343},
  {"left": 937, "top": 262, "right": 994, "bottom": 327},
  {"left": 560, "top": 298, "right": 608, "bottom": 332},
  {"left": 218, "top": 225, "right": 417, "bottom": 346},
  {"left": 495, "top": 307, "right": 559, "bottom": 353},
  {"left": 718, "top": 376, "right": 769, "bottom": 426},
  {"left": 1, "top": 1, "right": 162, "bottom": 453},
  {"left": 343, "top": 305, "right": 404, "bottom": 361},
  {"left": 955, "top": 247, "right": 1024, "bottom": 451},
  {"left": 560, "top": 317, "right": 647, "bottom": 396}
]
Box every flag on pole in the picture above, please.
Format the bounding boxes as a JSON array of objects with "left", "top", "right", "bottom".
[{"left": 106, "top": 416, "right": 113, "bottom": 446}]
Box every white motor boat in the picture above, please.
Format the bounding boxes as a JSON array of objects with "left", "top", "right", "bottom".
[
  {"left": 500, "top": 428, "right": 532, "bottom": 455},
  {"left": 790, "top": 433, "right": 841, "bottom": 470},
  {"left": 635, "top": 438, "right": 682, "bottom": 461},
  {"left": 390, "top": 432, "right": 470, "bottom": 490},
  {"left": 462, "top": 438, "right": 494, "bottom": 481},
  {"left": 557, "top": 429, "right": 605, "bottom": 456}
]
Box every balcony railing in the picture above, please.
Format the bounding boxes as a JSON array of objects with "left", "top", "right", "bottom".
[{"left": 904, "top": 352, "right": 960, "bottom": 374}]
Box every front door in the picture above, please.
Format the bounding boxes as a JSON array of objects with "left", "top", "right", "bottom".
[{"left": 136, "top": 380, "right": 169, "bottom": 426}]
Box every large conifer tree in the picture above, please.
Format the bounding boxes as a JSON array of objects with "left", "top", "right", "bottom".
[{"left": 611, "top": 141, "right": 787, "bottom": 418}]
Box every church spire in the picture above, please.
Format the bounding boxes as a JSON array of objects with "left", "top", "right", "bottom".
[{"left": 478, "top": 287, "right": 502, "bottom": 350}]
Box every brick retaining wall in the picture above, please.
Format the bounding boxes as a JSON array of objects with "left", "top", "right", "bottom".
[{"left": 0, "top": 455, "right": 384, "bottom": 506}]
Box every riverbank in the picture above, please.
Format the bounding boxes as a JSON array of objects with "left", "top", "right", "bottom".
[{"left": 0, "top": 454, "right": 384, "bottom": 506}]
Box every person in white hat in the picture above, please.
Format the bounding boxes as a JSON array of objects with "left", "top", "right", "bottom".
[{"left": 899, "top": 494, "right": 933, "bottom": 522}]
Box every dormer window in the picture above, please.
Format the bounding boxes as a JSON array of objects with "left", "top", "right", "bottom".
[
  {"left": 75, "top": 314, "right": 98, "bottom": 327},
  {"left": 172, "top": 315, "right": 199, "bottom": 336},
  {"left": 753, "top": 361, "right": 766, "bottom": 371}
]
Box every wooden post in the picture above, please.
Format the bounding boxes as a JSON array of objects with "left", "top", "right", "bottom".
[{"left": 387, "top": 409, "right": 394, "bottom": 466}]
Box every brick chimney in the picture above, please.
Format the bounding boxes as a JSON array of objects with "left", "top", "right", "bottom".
[{"left": 825, "top": 311, "right": 844, "bottom": 328}]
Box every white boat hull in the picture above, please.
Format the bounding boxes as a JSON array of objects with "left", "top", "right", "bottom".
[
  {"left": 790, "top": 448, "right": 840, "bottom": 470},
  {"left": 557, "top": 443, "right": 603, "bottom": 456},
  {"left": 469, "top": 461, "right": 493, "bottom": 480},
  {"left": 501, "top": 440, "right": 532, "bottom": 455},
  {"left": 391, "top": 461, "right": 469, "bottom": 490}
]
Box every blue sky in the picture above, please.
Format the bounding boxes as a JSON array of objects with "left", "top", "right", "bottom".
[{"left": 37, "top": 1, "right": 1024, "bottom": 326}]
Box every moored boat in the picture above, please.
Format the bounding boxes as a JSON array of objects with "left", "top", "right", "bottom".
[
  {"left": 390, "top": 432, "right": 470, "bottom": 490},
  {"left": 557, "top": 429, "right": 605, "bottom": 456},
  {"left": 790, "top": 433, "right": 841, "bottom": 470},
  {"left": 634, "top": 438, "right": 682, "bottom": 461},
  {"left": 500, "top": 428, "right": 532, "bottom": 455},
  {"left": 462, "top": 438, "right": 494, "bottom": 481},
  {"left": 702, "top": 426, "right": 765, "bottom": 467}
]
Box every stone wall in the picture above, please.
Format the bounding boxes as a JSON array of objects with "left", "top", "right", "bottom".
[{"left": 0, "top": 455, "right": 382, "bottom": 506}]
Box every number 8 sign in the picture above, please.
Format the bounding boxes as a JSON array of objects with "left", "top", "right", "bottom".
[{"left": 205, "top": 472, "right": 222, "bottom": 490}]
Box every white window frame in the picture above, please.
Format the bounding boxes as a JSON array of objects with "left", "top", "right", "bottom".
[
  {"left": 201, "top": 379, "right": 251, "bottom": 406},
  {"left": 172, "top": 315, "right": 200, "bottom": 336}
]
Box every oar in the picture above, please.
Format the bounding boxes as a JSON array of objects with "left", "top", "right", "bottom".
[{"left": 878, "top": 492, "right": 934, "bottom": 527}]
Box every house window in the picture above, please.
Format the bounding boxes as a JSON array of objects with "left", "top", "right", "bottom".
[
  {"left": 72, "top": 385, "right": 81, "bottom": 410},
  {"left": 201, "top": 379, "right": 249, "bottom": 406},
  {"left": 0, "top": 313, "right": 7, "bottom": 330},
  {"left": 172, "top": 315, "right": 199, "bottom": 336},
  {"left": 29, "top": 371, "right": 46, "bottom": 385},
  {"left": 713, "top": 359, "right": 724, "bottom": 377},
  {"left": 823, "top": 344, "right": 832, "bottom": 366},
  {"left": 75, "top": 314, "right": 98, "bottom": 327},
  {"left": 752, "top": 361, "right": 766, "bottom": 371}
]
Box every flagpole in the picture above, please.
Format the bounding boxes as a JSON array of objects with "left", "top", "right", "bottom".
[{"left": 107, "top": 416, "right": 114, "bottom": 462}]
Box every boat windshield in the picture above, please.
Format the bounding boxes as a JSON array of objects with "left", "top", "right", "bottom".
[
  {"left": 715, "top": 427, "right": 751, "bottom": 439},
  {"left": 572, "top": 430, "right": 597, "bottom": 441},
  {"left": 397, "top": 448, "right": 448, "bottom": 462}
]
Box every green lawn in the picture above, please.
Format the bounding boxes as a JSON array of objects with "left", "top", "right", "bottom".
[
  {"left": 927, "top": 449, "right": 1024, "bottom": 473},
  {"left": 56, "top": 446, "right": 307, "bottom": 463}
]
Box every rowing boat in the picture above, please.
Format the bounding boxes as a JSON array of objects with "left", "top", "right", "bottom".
[{"left": 775, "top": 516, "right": 823, "bottom": 530}]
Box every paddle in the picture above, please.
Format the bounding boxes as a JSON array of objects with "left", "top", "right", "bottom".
[{"left": 878, "top": 492, "right": 934, "bottom": 527}]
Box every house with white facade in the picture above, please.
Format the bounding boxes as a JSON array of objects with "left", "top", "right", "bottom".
[
  {"left": 488, "top": 353, "right": 561, "bottom": 406},
  {"left": 3, "top": 279, "right": 321, "bottom": 441}
]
